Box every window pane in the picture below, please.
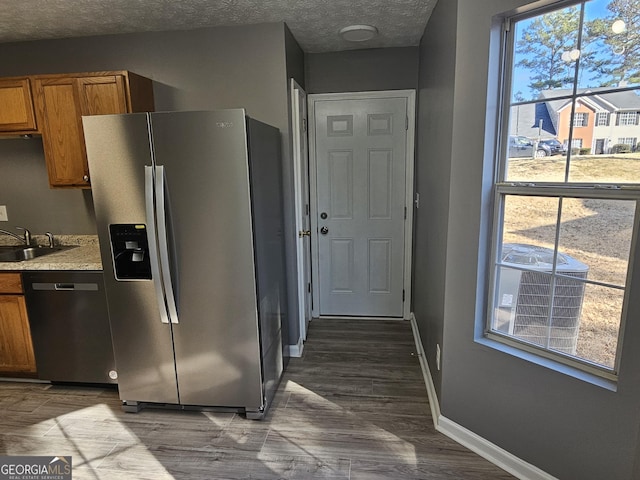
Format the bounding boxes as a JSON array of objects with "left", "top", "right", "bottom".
[
  {"left": 501, "top": 195, "right": 559, "bottom": 249},
  {"left": 558, "top": 198, "right": 635, "bottom": 287},
  {"left": 575, "top": 283, "right": 624, "bottom": 369},
  {"left": 511, "top": 5, "right": 580, "bottom": 103},
  {"left": 580, "top": 0, "right": 640, "bottom": 90}
]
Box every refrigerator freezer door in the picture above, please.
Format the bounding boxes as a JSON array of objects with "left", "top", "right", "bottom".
[
  {"left": 149, "top": 110, "right": 264, "bottom": 409},
  {"left": 83, "top": 113, "right": 179, "bottom": 405}
]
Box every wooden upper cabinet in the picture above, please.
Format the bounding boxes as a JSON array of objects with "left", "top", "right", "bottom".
[
  {"left": 78, "top": 76, "right": 128, "bottom": 116},
  {"left": 0, "top": 77, "right": 37, "bottom": 133},
  {"left": 32, "top": 71, "right": 154, "bottom": 188},
  {"left": 33, "top": 76, "right": 88, "bottom": 188}
]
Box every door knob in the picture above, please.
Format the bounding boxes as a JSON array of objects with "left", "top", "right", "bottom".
[
  {"left": 298, "top": 230, "right": 311, "bottom": 238},
  {"left": 320, "top": 226, "right": 329, "bottom": 235}
]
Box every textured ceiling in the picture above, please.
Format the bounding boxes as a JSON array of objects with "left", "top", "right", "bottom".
[{"left": 0, "top": 0, "right": 437, "bottom": 53}]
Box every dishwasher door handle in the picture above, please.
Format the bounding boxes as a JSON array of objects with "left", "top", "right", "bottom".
[{"left": 32, "top": 283, "right": 99, "bottom": 292}]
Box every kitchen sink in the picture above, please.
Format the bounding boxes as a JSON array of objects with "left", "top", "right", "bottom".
[{"left": 0, "top": 245, "right": 76, "bottom": 262}]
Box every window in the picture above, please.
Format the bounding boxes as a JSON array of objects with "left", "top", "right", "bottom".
[
  {"left": 618, "top": 111, "right": 638, "bottom": 125},
  {"left": 595, "top": 112, "right": 610, "bottom": 126},
  {"left": 489, "top": 0, "right": 640, "bottom": 379},
  {"left": 617, "top": 137, "right": 637, "bottom": 148},
  {"left": 572, "top": 112, "right": 588, "bottom": 127}
]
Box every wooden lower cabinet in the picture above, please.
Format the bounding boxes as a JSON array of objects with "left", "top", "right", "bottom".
[{"left": 0, "top": 274, "right": 36, "bottom": 375}]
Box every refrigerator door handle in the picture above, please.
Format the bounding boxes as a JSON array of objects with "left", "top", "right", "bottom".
[
  {"left": 155, "top": 165, "right": 180, "bottom": 324},
  {"left": 145, "top": 166, "right": 171, "bottom": 324}
]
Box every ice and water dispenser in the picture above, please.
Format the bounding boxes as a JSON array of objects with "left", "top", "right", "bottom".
[{"left": 109, "top": 224, "right": 152, "bottom": 280}]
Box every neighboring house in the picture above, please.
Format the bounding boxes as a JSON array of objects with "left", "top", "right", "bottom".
[
  {"left": 512, "top": 89, "right": 640, "bottom": 153},
  {"left": 509, "top": 101, "right": 557, "bottom": 140},
  {"left": 541, "top": 88, "right": 640, "bottom": 153}
]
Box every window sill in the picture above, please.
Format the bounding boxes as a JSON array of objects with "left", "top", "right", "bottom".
[{"left": 475, "top": 334, "right": 618, "bottom": 392}]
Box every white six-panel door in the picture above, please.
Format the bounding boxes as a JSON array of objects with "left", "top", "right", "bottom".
[{"left": 309, "top": 92, "right": 413, "bottom": 318}]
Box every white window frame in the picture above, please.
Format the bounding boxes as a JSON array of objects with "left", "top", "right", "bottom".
[
  {"left": 487, "top": 0, "right": 640, "bottom": 381},
  {"left": 572, "top": 112, "right": 588, "bottom": 127},
  {"left": 618, "top": 137, "right": 636, "bottom": 146},
  {"left": 618, "top": 111, "right": 637, "bottom": 126},
  {"left": 595, "top": 111, "right": 609, "bottom": 126}
]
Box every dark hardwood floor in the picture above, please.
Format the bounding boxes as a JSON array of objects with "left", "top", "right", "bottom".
[{"left": 0, "top": 318, "right": 514, "bottom": 479}]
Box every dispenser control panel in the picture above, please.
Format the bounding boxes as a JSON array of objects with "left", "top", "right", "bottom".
[{"left": 109, "top": 224, "right": 152, "bottom": 280}]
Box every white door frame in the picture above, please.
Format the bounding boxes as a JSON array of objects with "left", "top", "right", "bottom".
[
  {"left": 307, "top": 90, "right": 416, "bottom": 319},
  {"left": 290, "top": 78, "right": 311, "bottom": 351}
]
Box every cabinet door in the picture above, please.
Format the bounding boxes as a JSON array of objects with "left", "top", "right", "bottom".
[
  {"left": 0, "top": 78, "right": 37, "bottom": 132},
  {"left": 77, "top": 75, "right": 128, "bottom": 116},
  {"left": 0, "top": 295, "right": 36, "bottom": 374},
  {"left": 34, "top": 77, "right": 89, "bottom": 188}
]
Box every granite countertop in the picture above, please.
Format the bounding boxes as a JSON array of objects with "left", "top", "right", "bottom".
[{"left": 0, "top": 235, "right": 103, "bottom": 271}]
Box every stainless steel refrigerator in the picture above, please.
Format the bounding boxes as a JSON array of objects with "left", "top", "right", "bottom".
[{"left": 83, "top": 110, "right": 286, "bottom": 419}]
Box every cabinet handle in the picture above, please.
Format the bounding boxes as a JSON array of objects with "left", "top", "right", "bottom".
[{"left": 83, "top": 174, "right": 89, "bottom": 182}]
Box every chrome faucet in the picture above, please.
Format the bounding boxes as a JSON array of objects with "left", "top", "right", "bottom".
[
  {"left": 45, "top": 232, "right": 55, "bottom": 248},
  {"left": 0, "top": 226, "right": 32, "bottom": 245}
]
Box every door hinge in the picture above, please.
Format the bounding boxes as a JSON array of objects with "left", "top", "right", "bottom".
[
  {"left": 404, "top": 206, "right": 407, "bottom": 219},
  {"left": 308, "top": 282, "right": 311, "bottom": 293},
  {"left": 405, "top": 116, "right": 409, "bottom": 130},
  {"left": 305, "top": 204, "right": 310, "bottom": 216},
  {"left": 402, "top": 289, "right": 405, "bottom": 301},
  {"left": 303, "top": 118, "right": 307, "bottom": 132}
]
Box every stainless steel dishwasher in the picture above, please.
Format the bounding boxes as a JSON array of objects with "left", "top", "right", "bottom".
[{"left": 23, "top": 271, "right": 117, "bottom": 384}]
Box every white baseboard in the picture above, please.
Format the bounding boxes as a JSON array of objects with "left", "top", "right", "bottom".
[
  {"left": 409, "top": 314, "right": 558, "bottom": 480},
  {"left": 409, "top": 314, "right": 441, "bottom": 422},
  {"left": 286, "top": 337, "right": 304, "bottom": 358}
]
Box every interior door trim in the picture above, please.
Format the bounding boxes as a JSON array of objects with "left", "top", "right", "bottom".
[
  {"left": 290, "top": 78, "right": 311, "bottom": 351},
  {"left": 307, "top": 89, "right": 416, "bottom": 319}
]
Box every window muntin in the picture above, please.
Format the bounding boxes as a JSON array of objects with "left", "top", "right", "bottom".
[
  {"left": 490, "top": 0, "right": 640, "bottom": 377},
  {"left": 617, "top": 137, "right": 637, "bottom": 147},
  {"left": 572, "top": 112, "right": 589, "bottom": 127},
  {"left": 618, "top": 111, "right": 638, "bottom": 125},
  {"left": 596, "top": 111, "right": 610, "bottom": 126}
]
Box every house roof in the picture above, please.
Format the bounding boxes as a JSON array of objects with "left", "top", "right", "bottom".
[
  {"left": 539, "top": 88, "right": 640, "bottom": 115},
  {"left": 510, "top": 103, "right": 557, "bottom": 139}
]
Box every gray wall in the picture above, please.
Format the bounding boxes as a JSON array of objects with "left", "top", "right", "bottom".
[
  {"left": 0, "top": 138, "right": 96, "bottom": 233},
  {"left": 283, "top": 24, "right": 306, "bottom": 345},
  {"left": 305, "top": 47, "right": 419, "bottom": 93},
  {"left": 415, "top": 1, "right": 640, "bottom": 478},
  {"left": 413, "top": 0, "right": 458, "bottom": 402},
  {"left": 0, "top": 22, "right": 305, "bottom": 346}
]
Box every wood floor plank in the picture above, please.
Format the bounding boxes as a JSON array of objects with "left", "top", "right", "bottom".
[
  {"left": 0, "top": 317, "right": 514, "bottom": 479},
  {"left": 350, "top": 459, "right": 518, "bottom": 480}
]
